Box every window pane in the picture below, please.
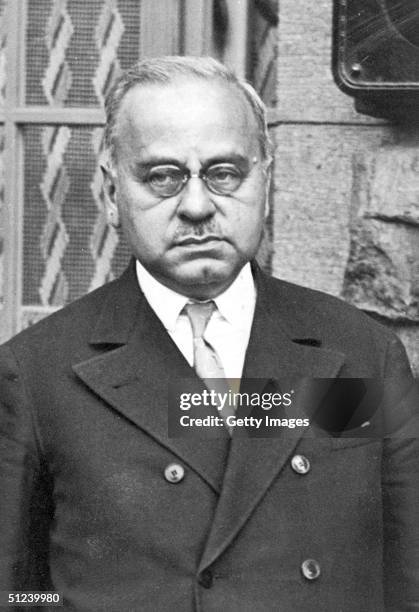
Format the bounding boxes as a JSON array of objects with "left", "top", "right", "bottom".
[
  {"left": 26, "top": 0, "right": 141, "bottom": 107},
  {"left": 23, "top": 124, "right": 130, "bottom": 308}
]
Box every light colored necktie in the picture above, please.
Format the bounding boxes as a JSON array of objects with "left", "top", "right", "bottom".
[{"left": 184, "top": 301, "right": 236, "bottom": 431}]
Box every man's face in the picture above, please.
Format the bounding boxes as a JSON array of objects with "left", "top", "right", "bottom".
[{"left": 104, "top": 78, "right": 270, "bottom": 299}]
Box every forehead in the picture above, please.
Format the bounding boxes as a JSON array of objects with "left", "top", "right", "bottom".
[{"left": 114, "top": 78, "right": 259, "bottom": 160}]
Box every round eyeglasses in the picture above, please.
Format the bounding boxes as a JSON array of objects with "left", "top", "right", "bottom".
[{"left": 145, "top": 163, "right": 245, "bottom": 197}]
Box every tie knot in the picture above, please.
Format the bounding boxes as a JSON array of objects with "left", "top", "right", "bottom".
[{"left": 184, "top": 301, "right": 216, "bottom": 339}]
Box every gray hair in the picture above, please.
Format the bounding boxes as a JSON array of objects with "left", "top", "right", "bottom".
[{"left": 104, "top": 55, "right": 270, "bottom": 162}]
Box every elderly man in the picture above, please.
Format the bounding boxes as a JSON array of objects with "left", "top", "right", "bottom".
[{"left": 0, "top": 56, "right": 418, "bottom": 611}]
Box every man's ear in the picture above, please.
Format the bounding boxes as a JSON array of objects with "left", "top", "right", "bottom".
[
  {"left": 101, "top": 163, "right": 121, "bottom": 228},
  {"left": 263, "top": 156, "right": 273, "bottom": 220}
]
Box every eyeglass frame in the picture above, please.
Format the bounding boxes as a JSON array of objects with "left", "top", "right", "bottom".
[
  {"left": 102, "top": 156, "right": 272, "bottom": 201},
  {"left": 140, "top": 157, "right": 270, "bottom": 198},
  {"left": 144, "top": 163, "right": 245, "bottom": 198}
]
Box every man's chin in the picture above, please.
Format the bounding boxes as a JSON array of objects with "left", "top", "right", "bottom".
[{"left": 165, "top": 260, "right": 240, "bottom": 298}]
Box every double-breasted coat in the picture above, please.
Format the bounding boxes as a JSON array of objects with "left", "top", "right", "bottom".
[{"left": 0, "top": 262, "right": 418, "bottom": 611}]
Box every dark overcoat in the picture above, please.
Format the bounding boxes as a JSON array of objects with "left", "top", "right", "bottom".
[{"left": 0, "top": 262, "right": 418, "bottom": 611}]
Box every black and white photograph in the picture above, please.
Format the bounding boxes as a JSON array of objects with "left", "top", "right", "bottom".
[{"left": 0, "top": 1, "right": 418, "bottom": 610}]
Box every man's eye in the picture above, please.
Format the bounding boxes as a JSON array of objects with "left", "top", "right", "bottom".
[
  {"left": 147, "top": 166, "right": 183, "bottom": 188},
  {"left": 208, "top": 165, "right": 239, "bottom": 180},
  {"left": 206, "top": 164, "right": 242, "bottom": 191}
]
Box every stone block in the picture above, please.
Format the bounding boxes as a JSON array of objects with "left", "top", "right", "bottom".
[
  {"left": 354, "top": 149, "right": 419, "bottom": 226},
  {"left": 271, "top": 123, "right": 386, "bottom": 295},
  {"left": 343, "top": 220, "right": 419, "bottom": 322}
]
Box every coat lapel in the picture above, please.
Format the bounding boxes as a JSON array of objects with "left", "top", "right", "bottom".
[
  {"left": 199, "top": 268, "right": 346, "bottom": 571},
  {"left": 72, "top": 262, "right": 230, "bottom": 494}
]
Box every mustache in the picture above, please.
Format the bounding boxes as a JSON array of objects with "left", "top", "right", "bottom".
[{"left": 173, "top": 221, "right": 222, "bottom": 240}]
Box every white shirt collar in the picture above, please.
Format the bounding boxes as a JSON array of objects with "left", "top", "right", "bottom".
[{"left": 135, "top": 260, "right": 256, "bottom": 332}]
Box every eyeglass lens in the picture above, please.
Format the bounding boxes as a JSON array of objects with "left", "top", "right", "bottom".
[{"left": 146, "top": 164, "right": 243, "bottom": 197}]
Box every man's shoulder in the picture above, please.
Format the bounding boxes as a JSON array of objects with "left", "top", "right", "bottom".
[
  {"left": 264, "top": 273, "right": 395, "bottom": 345},
  {"left": 266, "top": 272, "right": 372, "bottom": 319},
  {"left": 2, "top": 268, "right": 399, "bottom": 366},
  {"left": 6, "top": 269, "right": 395, "bottom": 347},
  {"left": 3, "top": 276, "right": 125, "bottom": 357}
]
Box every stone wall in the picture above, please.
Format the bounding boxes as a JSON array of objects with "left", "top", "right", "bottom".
[{"left": 271, "top": 0, "right": 419, "bottom": 374}]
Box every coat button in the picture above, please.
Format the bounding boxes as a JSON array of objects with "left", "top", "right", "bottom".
[
  {"left": 301, "top": 558, "right": 321, "bottom": 580},
  {"left": 164, "top": 463, "right": 185, "bottom": 483},
  {"left": 291, "top": 454, "right": 310, "bottom": 475},
  {"left": 198, "top": 569, "right": 213, "bottom": 589}
]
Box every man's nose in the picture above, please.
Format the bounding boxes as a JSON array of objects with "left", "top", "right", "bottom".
[{"left": 176, "top": 175, "right": 216, "bottom": 220}]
